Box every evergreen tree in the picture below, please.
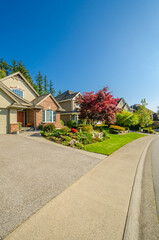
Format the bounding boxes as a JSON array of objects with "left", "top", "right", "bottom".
[
  {"left": 43, "top": 76, "right": 49, "bottom": 94},
  {"left": 0, "top": 59, "right": 11, "bottom": 75},
  {"left": 0, "top": 69, "right": 7, "bottom": 79},
  {"left": 49, "top": 80, "right": 55, "bottom": 96},
  {"left": 36, "top": 72, "right": 43, "bottom": 95},
  {"left": 58, "top": 90, "right": 62, "bottom": 96},
  {"left": 11, "top": 60, "right": 33, "bottom": 85}
]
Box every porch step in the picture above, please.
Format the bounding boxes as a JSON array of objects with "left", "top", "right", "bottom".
[{"left": 21, "top": 127, "right": 35, "bottom": 132}]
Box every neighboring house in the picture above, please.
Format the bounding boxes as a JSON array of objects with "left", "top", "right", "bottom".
[
  {"left": 0, "top": 72, "right": 64, "bottom": 134},
  {"left": 117, "top": 98, "right": 132, "bottom": 112},
  {"left": 55, "top": 90, "right": 81, "bottom": 125}
]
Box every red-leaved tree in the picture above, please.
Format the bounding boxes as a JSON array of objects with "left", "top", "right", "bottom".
[{"left": 76, "top": 87, "right": 119, "bottom": 125}]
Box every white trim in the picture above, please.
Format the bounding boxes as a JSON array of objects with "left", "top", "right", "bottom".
[
  {"left": 72, "top": 92, "right": 82, "bottom": 100},
  {"left": 42, "top": 109, "right": 56, "bottom": 123}
]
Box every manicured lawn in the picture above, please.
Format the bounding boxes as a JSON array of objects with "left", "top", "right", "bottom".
[{"left": 84, "top": 132, "right": 146, "bottom": 155}]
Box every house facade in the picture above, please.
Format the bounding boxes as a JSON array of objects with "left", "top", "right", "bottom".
[
  {"left": 55, "top": 90, "right": 81, "bottom": 125},
  {"left": 0, "top": 72, "right": 63, "bottom": 134}
]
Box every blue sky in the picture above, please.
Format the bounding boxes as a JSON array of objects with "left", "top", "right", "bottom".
[{"left": 1, "top": 0, "right": 159, "bottom": 111}]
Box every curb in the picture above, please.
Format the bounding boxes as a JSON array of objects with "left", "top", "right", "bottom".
[{"left": 122, "top": 138, "right": 155, "bottom": 240}]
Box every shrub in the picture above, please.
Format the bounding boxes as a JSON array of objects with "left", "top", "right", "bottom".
[
  {"left": 61, "top": 126, "right": 70, "bottom": 134},
  {"left": 39, "top": 124, "right": 44, "bottom": 130},
  {"left": 71, "top": 128, "right": 78, "bottom": 133},
  {"left": 40, "top": 130, "right": 44, "bottom": 136},
  {"left": 63, "top": 136, "right": 71, "bottom": 141},
  {"left": 82, "top": 124, "right": 93, "bottom": 133},
  {"left": 103, "top": 130, "right": 110, "bottom": 139},
  {"left": 143, "top": 127, "right": 149, "bottom": 133},
  {"left": 43, "top": 123, "right": 55, "bottom": 132},
  {"left": 75, "top": 142, "right": 84, "bottom": 149},
  {"left": 62, "top": 141, "right": 69, "bottom": 146},
  {"left": 77, "top": 132, "right": 92, "bottom": 144},
  {"left": 109, "top": 125, "right": 125, "bottom": 131},
  {"left": 67, "top": 120, "right": 77, "bottom": 128},
  {"left": 18, "top": 122, "right": 22, "bottom": 131},
  {"left": 109, "top": 129, "right": 119, "bottom": 134},
  {"left": 52, "top": 131, "right": 61, "bottom": 137},
  {"left": 61, "top": 120, "right": 64, "bottom": 126},
  {"left": 149, "top": 129, "right": 154, "bottom": 134}
]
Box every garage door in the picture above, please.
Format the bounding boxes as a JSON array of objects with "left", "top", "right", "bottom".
[{"left": 0, "top": 109, "right": 8, "bottom": 134}]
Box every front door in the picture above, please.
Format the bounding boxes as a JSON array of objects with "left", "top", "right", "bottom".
[{"left": 17, "top": 111, "right": 24, "bottom": 127}]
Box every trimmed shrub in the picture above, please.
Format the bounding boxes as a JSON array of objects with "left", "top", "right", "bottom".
[
  {"left": 61, "top": 120, "right": 64, "bottom": 126},
  {"left": 67, "top": 120, "right": 76, "bottom": 128},
  {"left": 109, "top": 129, "right": 119, "bottom": 134},
  {"left": 61, "top": 126, "right": 70, "bottom": 134},
  {"left": 149, "top": 129, "right": 154, "bottom": 134},
  {"left": 109, "top": 125, "right": 125, "bottom": 131},
  {"left": 82, "top": 124, "right": 93, "bottom": 133},
  {"left": 44, "top": 123, "right": 55, "bottom": 133},
  {"left": 18, "top": 122, "right": 22, "bottom": 131}
]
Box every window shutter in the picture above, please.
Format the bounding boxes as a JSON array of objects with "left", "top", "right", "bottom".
[{"left": 53, "top": 111, "right": 56, "bottom": 122}]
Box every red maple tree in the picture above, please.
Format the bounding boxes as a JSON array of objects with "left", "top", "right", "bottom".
[{"left": 76, "top": 87, "right": 119, "bottom": 125}]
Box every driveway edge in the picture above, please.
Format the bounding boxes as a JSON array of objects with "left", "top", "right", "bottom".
[{"left": 122, "top": 138, "right": 156, "bottom": 240}]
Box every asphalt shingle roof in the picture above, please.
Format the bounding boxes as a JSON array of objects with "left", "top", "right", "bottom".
[{"left": 55, "top": 90, "right": 79, "bottom": 102}]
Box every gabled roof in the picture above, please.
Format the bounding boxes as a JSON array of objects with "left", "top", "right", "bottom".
[
  {"left": 0, "top": 81, "right": 32, "bottom": 106},
  {"left": 55, "top": 90, "right": 80, "bottom": 102},
  {"left": 0, "top": 71, "right": 39, "bottom": 97},
  {"left": 32, "top": 93, "right": 65, "bottom": 111}
]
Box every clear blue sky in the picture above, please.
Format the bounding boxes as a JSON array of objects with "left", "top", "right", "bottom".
[{"left": 1, "top": 0, "right": 159, "bottom": 111}]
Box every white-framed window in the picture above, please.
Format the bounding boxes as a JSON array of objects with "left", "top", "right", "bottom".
[
  {"left": 75, "top": 103, "right": 80, "bottom": 108},
  {"left": 12, "top": 88, "right": 24, "bottom": 98},
  {"left": 42, "top": 110, "right": 56, "bottom": 123}
]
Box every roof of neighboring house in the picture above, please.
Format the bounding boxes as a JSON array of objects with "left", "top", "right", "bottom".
[
  {"left": 130, "top": 104, "right": 155, "bottom": 113},
  {"left": 55, "top": 90, "right": 80, "bottom": 102},
  {"left": 32, "top": 93, "right": 65, "bottom": 111}
]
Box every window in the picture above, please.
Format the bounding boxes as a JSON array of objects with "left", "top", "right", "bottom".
[
  {"left": 12, "top": 88, "right": 24, "bottom": 98},
  {"left": 76, "top": 103, "right": 80, "bottom": 108},
  {"left": 42, "top": 110, "right": 56, "bottom": 122}
]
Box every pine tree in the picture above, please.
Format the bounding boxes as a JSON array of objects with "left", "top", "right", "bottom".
[
  {"left": 0, "top": 59, "right": 11, "bottom": 75},
  {"left": 36, "top": 72, "right": 43, "bottom": 95},
  {"left": 43, "top": 76, "right": 49, "bottom": 94},
  {"left": 11, "top": 59, "right": 33, "bottom": 85},
  {"left": 49, "top": 80, "right": 55, "bottom": 96},
  {"left": 58, "top": 90, "right": 62, "bottom": 96}
]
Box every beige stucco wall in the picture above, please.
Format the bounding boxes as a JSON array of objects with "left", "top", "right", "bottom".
[
  {"left": 0, "top": 108, "right": 8, "bottom": 134},
  {"left": 10, "top": 109, "right": 17, "bottom": 123},
  {"left": 0, "top": 89, "right": 14, "bottom": 108},
  {"left": 2, "top": 75, "right": 38, "bottom": 101}
]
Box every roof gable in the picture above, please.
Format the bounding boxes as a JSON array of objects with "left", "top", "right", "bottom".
[
  {"left": 0, "top": 72, "right": 39, "bottom": 97},
  {"left": 55, "top": 90, "right": 81, "bottom": 102}
]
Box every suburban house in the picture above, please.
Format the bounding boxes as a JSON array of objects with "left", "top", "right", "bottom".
[
  {"left": 117, "top": 98, "right": 133, "bottom": 112},
  {"left": 0, "top": 72, "right": 64, "bottom": 134},
  {"left": 55, "top": 90, "right": 82, "bottom": 125}
]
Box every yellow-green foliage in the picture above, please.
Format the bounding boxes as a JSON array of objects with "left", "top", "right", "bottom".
[
  {"left": 82, "top": 125, "right": 93, "bottom": 133},
  {"left": 109, "top": 125, "right": 125, "bottom": 131}
]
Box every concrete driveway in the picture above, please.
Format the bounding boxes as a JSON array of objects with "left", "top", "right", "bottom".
[{"left": 0, "top": 133, "right": 104, "bottom": 238}]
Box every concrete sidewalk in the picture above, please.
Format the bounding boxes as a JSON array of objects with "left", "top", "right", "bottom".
[{"left": 5, "top": 135, "right": 157, "bottom": 240}]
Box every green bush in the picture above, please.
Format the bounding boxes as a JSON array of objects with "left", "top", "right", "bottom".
[
  {"left": 63, "top": 136, "right": 71, "bottom": 141},
  {"left": 61, "top": 120, "right": 64, "bottom": 126},
  {"left": 75, "top": 142, "right": 84, "bottom": 149},
  {"left": 61, "top": 126, "right": 70, "bottom": 134},
  {"left": 77, "top": 132, "right": 92, "bottom": 144},
  {"left": 109, "top": 129, "right": 119, "bottom": 134},
  {"left": 52, "top": 130, "right": 61, "bottom": 137},
  {"left": 44, "top": 123, "right": 55, "bottom": 132},
  {"left": 18, "top": 122, "right": 22, "bottom": 131},
  {"left": 39, "top": 124, "right": 44, "bottom": 130},
  {"left": 82, "top": 125, "right": 93, "bottom": 133},
  {"left": 67, "top": 120, "right": 77, "bottom": 128},
  {"left": 62, "top": 141, "right": 69, "bottom": 146},
  {"left": 103, "top": 130, "right": 110, "bottom": 139},
  {"left": 40, "top": 130, "right": 44, "bottom": 136}
]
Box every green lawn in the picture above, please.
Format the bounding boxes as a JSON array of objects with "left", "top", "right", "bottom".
[{"left": 84, "top": 132, "right": 146, "bottom": 155}]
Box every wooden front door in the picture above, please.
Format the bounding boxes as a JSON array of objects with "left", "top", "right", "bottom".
[{"left": 17, "top": 111, "right": 24, "bottom": 127}]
